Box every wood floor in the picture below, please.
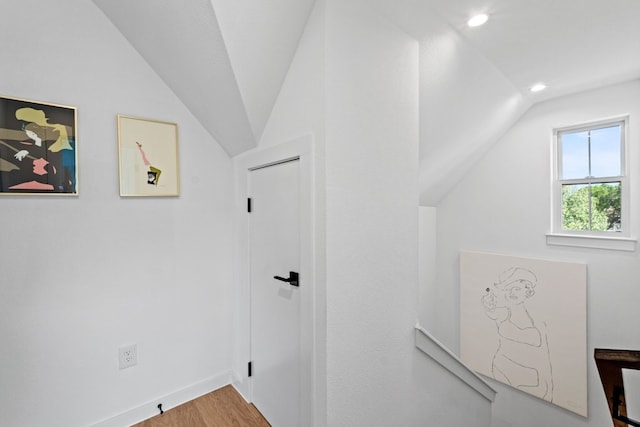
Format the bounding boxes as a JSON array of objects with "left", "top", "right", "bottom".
[{"left": 133, "top": 385, "right": 271, "bottom": 427}]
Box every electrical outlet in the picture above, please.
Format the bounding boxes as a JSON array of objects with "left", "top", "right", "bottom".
[{"left": 118, "top": 344, "right": 137, "bottom": 369}]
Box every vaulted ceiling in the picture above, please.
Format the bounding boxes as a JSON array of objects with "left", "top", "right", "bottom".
[
  {"left": 93, "top": 0, "right": 640, "bottom": 203},
  {"left": 419, "top": 0, "right": 640, "bottom": 101},
  {"left": 372, "top": 0, "right": 640, "bottom": 204},
  {"left": 93, "top": 0, "right": 315, "bottom": 157}
]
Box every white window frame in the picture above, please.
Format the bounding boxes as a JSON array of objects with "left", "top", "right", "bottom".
[{"left": 548, "top": 115, "right": 636, "bottom": 251}]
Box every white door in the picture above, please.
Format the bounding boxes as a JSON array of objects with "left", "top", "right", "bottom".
[{"left": 249, "top": 159, "right": 301, "bottom": 427}]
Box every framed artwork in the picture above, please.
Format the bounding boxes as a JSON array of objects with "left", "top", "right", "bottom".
[
  {"left": 459, "top": 250, "right": 588, "bottom": 417},
  {"left": 0, "top": 95, "right": 78, "bottom": 195},
  {"left": 117, "top": 115, "right": 180, "bottom": 197}
]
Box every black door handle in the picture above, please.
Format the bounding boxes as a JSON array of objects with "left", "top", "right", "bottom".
[{"left": 273, "top": 271, "right": 299, "bottom": 287}]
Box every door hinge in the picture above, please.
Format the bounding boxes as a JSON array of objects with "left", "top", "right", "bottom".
[
  {"left": 247, "top": 198, "right": 252, "bottom": 213},
  {"left": 248, "top": 361, "right": 253, "bottom": 377}
]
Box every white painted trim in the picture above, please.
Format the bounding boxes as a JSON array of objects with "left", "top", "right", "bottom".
[
  {"left": 231, "top": 369, "right": 250, "bottom": 402},
  {"left": 546, "top": 233, "right": 636, "bottom": 251},
  {"left": 233, "top": 135, "right": 316, "bottom": 426},
  {"left": 90, "top": 371, "right": 232, "bottom": 427},
  {"left": 550, "top": 115, "right": 632, "bottom": 239},
  {"left": 414, "top": 324, "right": 497, "bottom": 403}
]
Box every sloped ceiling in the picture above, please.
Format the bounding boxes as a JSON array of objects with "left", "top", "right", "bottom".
[
  {"left": 93, "top": 0, "right": 315, "bottom": 157},
  {"left": 425, "top": 0, "right": 640, "bottom": 102},
  {"left": 373, "top": 0, "right": 640, "bottom": 205},
  {"left": 94, "top": 0, "right": 640, "bottom": 204},
  {"left": 211, "top": 0, "right": 317, "bottom": 142}
]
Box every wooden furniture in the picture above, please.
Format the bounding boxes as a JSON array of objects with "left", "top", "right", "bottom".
[{"left": 595, "top": 349, "right": 640, "bottom": 427}]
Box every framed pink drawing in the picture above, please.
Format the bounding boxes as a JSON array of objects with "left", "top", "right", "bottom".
[{"left": 117, "top": 114, "right": 180, "bottom": 197}]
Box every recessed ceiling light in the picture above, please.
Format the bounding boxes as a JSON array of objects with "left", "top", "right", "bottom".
[
  {"left": 467, "top": 14, "right": 489, "bottom": 27},
  {"left": 530, "top": 83, "right": 547, "bottom": 93}
]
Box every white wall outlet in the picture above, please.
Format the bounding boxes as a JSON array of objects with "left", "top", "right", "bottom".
[{"left": 118, "top": 344, "right": 137, "bottom": 369}]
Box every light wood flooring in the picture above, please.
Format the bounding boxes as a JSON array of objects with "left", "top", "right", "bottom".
[{"left": 133, "top": 385, "right": 271, "bottom": 427}]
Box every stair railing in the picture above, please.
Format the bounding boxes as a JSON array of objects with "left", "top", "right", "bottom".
[{"left": 595, "top": 348, "right": 640, "bottom": 427}]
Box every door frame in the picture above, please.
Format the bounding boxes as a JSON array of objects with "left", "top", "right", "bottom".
[{"left": 233, "top": 135, "right": 317, "bottom": 426}]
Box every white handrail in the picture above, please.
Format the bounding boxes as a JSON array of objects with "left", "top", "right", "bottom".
[{"left": 414, "top": 323, "right": 497, "bottom": 402}]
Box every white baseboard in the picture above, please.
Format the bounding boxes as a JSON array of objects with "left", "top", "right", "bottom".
[
  {"left": 231, "top": 369, "right": 251, "bottom": 402},
  {"left": 91, "top": 371, "right": 233, "bottom": 427}
]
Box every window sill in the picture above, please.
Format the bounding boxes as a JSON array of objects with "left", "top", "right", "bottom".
[{"left": 546, "top": 233, "right": 636, "bottom": 252}]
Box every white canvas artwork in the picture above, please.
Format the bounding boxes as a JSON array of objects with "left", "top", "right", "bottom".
[{"left": 459, "top": 250, "right": 588, "bottom": 416}]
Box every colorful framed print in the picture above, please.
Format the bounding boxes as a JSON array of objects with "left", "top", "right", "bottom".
[
  {"left": 0, "top": 95, "right": 78, "bottom": 195},
  {"left": 117, "top": 115, "right": 180, "bottom": 197}
]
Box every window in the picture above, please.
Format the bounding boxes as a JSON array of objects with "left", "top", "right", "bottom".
[{"left": 551, "top": 116, "right": 632, "bottom": 246}]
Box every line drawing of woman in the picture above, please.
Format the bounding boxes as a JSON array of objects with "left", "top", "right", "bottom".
[
  {"left": 0, "top": 106, "right": 75, "bottom": 192},
  {"left": 481, "top": 267, "right": 554, "bottom": 402}
]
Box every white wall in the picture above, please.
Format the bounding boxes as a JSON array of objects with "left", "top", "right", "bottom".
[
  {"left": 435, "top": 80, "right": 640, "bottom": 427},
  {"left": 358, "top": 0, "right": 531, "bottom": 207},
  {"left": 259, "top": 0, "right": 326, "bottom": 150},
  {"left": 256, "top": 1, "right": 492, "bottom": 424},
  {"left": 254, "top": 2, "right": 327, "bottom": 424},
  {"left": 324, "top": 1, "right": 490, "bottom": 425},
  {"left": 417, "top": 7, "right": 530, "bottom": 207},
  {"left": 0, "top": 1, "right": 234, "bottom": 425},
  {"left": 324, "top": 0, "right": 420, "bottom": 422},
  {"left": 418, "top": 207, "right": 437, "bottom": 330}
]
